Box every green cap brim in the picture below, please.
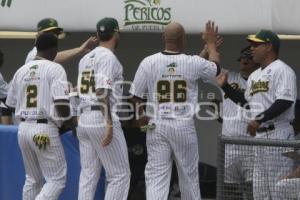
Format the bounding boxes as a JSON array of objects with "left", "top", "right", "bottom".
[{"left": 247, "top": 35, "right": 266, "bottom": 43}]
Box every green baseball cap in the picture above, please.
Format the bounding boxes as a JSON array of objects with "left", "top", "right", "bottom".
[
  {"left": 96, "top": 17, "right": 120, "bottom": 35},
  {"left": 37, "top": 18, "right": 63, "bottom": 33},
  {"left": 247, "top": 29, "right": 280, "bottom": 50}
]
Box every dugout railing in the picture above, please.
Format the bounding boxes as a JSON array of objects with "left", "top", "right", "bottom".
[{"left": 217, "top": 135, "right": 300, "bottom": 200}]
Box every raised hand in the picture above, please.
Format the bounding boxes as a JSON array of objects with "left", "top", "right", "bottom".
[
  {"left": 202, "top": 20, "right": 219, "bottom": 45},
  {"left": 80, "top": 36, "right": 99, "bottom": 54},
  {"left": 200, "top": 35, "right": 223, "bottom": 58}
]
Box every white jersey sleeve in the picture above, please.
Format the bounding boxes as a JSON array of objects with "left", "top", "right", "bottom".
[
  {"left": 50, "top": 64, "right": 69, "bottom": 101},
  {"left": 191, "top": 56, "right": 218, "bottom": 82},
  {"left": 275, "top": 67, "right": 297, "bottom": 102},
  {"left": 25, "top": 47, "right": 37, "bottom": 64},
  {"left": 95, "top": 55, "right": 115, "bottom": 90},
  {"left": 69, "top": 91, "right": 79, "bottom": 116},
  {"left": 129, "top": 58, "right": 148, "bottom": 98},
  {"left": 0, "top": 72, "right": 9, "bottom": 99}
]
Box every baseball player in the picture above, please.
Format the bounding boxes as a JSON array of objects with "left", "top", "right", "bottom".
[
  {"left": 219, "top": 46, "right": 258, "bottom": 200},
  {"left": 25, "top": 18, "right": 98, "bottom": 64},
  {"left": 217, "top": 30, "right": 297, "bottom": 200},
  {"left": 0, "top": 50, "right": 12, "bottom": 124},
  {"left": 77, "top": 17, "right": 130, "bottom": 200},
  {"left": 129, "top": 21, "right": 220, "bottom": 200},
  {"left": 6, "top": 33, "right": 70, "bottom": 200}
]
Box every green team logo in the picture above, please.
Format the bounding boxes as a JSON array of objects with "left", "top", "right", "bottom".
[
  {"left": 167, "top": 62, "right": 177, "bottom": 74},
  {"left": 1, "top": 0, "right": 12, "bottom": 7},
  {"left": 124, "top": 0, "right": 171, "bottom": 30},
  {"left": 30, "top": 65, "right": 38, "bottom": 70}
]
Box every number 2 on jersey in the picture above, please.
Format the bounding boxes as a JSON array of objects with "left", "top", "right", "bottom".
[
  {"left": 157, "top": 80, "right": 187, "bottom": 103},
  {"left": 26, "top": 85, "right": 37, "bottom": 108},
  {"left": 80, "top": 70, "right": 95, "bottom": 94}
]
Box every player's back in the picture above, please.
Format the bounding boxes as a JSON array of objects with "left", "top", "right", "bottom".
[
  {"left": 132, "top": 52, "right": 217, "bottom": 119},
  {"left": 78, "top": 47, "right": 123, "bottom": 113},
  {"left": 10, "top": 59, "right": 67, "bottom": 120}
]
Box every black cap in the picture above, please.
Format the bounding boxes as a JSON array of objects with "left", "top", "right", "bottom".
[
  {"left": 36, "top": 33, "right": 58, "bottom": 51},
  {"left": 237, "top": 46, "right": 252, "bottom": 61}
]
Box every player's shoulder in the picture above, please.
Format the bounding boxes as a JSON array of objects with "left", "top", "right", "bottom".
[
  {"left": 138, "top": 52, "right": 161, "bottom": 68},
  {"left": 38, "top": 60, "right": 65, "bottom": 74},
  {"left": 273, "top": 59, "right": 295, "bottom": 73},
  {"left": 96, "top": 46, "right": 116, "bottom": 59},
  {"left": 143, "top": 52, "right": 162, "bottom": 61}
]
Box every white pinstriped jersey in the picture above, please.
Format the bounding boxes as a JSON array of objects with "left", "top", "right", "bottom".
[
  {"left": 6, "top": 59, "right": 69, "bottom": 121},
  {"left": 221, "top": 71, "right": 249, "bottom": 136},
  {"left": 69, "top": 91, "right": 79, "bottom": 117},
  {"left": 245, "top": 59, "right": 297, "bottom": 127},
  {"left": 25, "top": 47, "right": 37, "bottom": 64},
  {"left": 130, "top": 52, "right": 218, "bottom": 119},
  {"left": 0, "top": 72, "right": 9, "bottom": 99},
  {"left": 78, "top": 46, "right": 123, "bottom": 119}
]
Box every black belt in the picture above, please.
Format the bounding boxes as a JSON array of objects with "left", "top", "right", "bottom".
[
  {"left": 21, "top": 118, "right": 48, "bottom": 124},
  {"left": 257, "top": 124, "right": 275, "bottom": 133},
  {"left": 80, "top": 105, "right": 101, "bottom": 113}
]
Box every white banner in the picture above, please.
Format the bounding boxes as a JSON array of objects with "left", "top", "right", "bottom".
[{"left": 1, "top": 0, "right": 300, "bottom": 34}]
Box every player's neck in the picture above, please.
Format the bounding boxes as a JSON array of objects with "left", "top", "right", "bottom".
[
  {"left": 100, "top": 41, "right": 116, "bottom": 52},
  {"left": 164, "top": 43, "right": 182, "bottom": 53},
  {"left": 164, "top": 49, "right": 181, "bottom": 54},
  {"left": 260, "top": 55, "right": 278, "bottom": 69},
  {"left": 240, "top": 72, "right": 248, "bottom": 80},
  {"left": 35, "top": 53, "right": 51, "bottom": 61},
  {"left": 35, "top": 56, "right": 46, "bottom": 60}
]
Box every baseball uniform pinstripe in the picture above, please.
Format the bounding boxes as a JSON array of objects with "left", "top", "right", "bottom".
[
  {"left": 244, "top": 59, "right": 297, "bottom": 200},
  {"left": 274, "top": 178, "right": 300, "bottom": 200},
  {"left": 130, "top": 52, "right": 218, "bottom": 200},
  {"left": 77, "top": 46, "right": 130, "bottom": 200},
  {"left": 25, "top": 47, "right": 37, "bottom": 64},
  {"left": 0, "top": 72, "right": 9, "bottom": 99},
  {"left": 6, "top": 59, "right": 69, "bottom": 200},
  {"left": 69, "top": 91, "right": 79, "bottom": 117},
  {"left": 221, "top": 71, "right": 254, "bottom": 184}
]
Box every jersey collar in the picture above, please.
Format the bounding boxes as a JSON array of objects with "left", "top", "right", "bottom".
[{"left": 161, "top": 51, "right": 181, "bottom": 55}]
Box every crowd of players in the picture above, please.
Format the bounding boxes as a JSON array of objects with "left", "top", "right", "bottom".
[{"left": 0, "top": 17, "right": 300, "bottom": 200}]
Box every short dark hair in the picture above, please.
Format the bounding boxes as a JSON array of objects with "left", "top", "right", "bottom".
[
  {"left": 36, "top": 32, "right": 58, "bottom": 51},
  {"left": 97, "top": 31, "right": 114, "bottom": 41},
  {"left": 238, "top": 45, "right": 252, "bottom": 61}
]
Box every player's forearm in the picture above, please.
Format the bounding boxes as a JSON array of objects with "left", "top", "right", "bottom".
[
  {"left": 54, "top": 48, "right": 86, "bottom": 64},
  {"left": 206, "top": 43, "right": 220, "bottom": 64},
  {"left": 199, "top": 45, "right": 209, "bottom": 59},
  {"left": 221, "top": 83, "right": 249, "bottom": 108},
  {"left": 285, "top": 166, "right": 300, "bottom": 179},
  {"left": 255, "top": 99, "right": 293, "bottom": 124}
]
